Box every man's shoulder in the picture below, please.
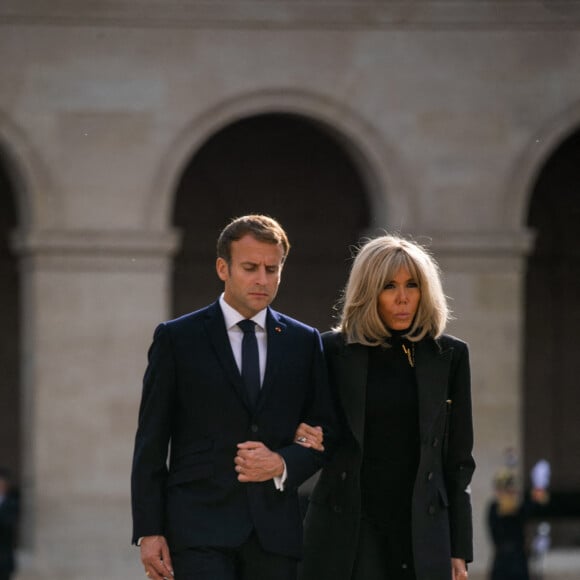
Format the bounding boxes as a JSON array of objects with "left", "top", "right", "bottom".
[
  {"left": 159, "top": 302, "right": 219, "bottom": 332},
  {"left": 268, "top": 308, "right": 319, "bottom": 336}
]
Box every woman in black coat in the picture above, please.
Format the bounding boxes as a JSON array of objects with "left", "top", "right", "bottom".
[{"left": 297, "top": 235, "right": 475, "bottom": 580}]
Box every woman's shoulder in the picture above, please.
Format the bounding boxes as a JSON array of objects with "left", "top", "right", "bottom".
[
  {"left": 432, "top": 333, "right": 469, "bottom": 356},
  {"left": 321, "top": 329, "right": 345, "bottom": 349}
]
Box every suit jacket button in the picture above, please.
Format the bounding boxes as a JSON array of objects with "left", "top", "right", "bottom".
[
  {"left": 428, "top": 504, "right": 436, "bottom": 515},
  {"left": 427, "top": 471, "right": 434, "bottom": 481},
  {"left": 341, "top": 472, "right": 347, "bottom": 481},
  {"left": 333, "top": 505, "right": 342, "bottom": 514},
  {"left": 250, "top": 424, "right": 259, "bottom": 433},
  {"left": 432, "top": 437, "right": 439, "bottom": 447}
]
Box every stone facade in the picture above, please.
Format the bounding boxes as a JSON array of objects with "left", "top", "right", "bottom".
[{"left": 1, "top": 2, "right": 580, "bottom": 578}]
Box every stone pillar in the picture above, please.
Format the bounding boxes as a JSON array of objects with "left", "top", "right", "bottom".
[
  {"left": 425, "top": 229, "right": 534, "bottom": 576},
  {"left": 12, "top": 228, "right": 180, "bottom": 579}
]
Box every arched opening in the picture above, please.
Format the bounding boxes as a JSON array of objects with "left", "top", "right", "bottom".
[
  {"left": 524, "top": 128, "right": 580, "bottom": 546},
  {"left": 171, "top": 113, "right": 372, "bottom": 331},
  {"left": 0, "top": 154, "right": 21, "bottom": 486}
]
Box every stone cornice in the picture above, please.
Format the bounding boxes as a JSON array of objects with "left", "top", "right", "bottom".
[
  {"left": 11, "top": 228, "right": 182, "bottom": 272},
  {"left": 412, "top": 229, "right": 536, "bottom": 273},
  {"left": 1, "top": 1, "right": 580, "bottom": 30},
  {"left": 418, "top": 229, "right": 536, "bottom": 256}
]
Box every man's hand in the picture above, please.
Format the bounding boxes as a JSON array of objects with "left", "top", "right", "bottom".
[
  {"left": 140, "top": 535, "right": 174, "bottom": 579},
  {"left": 451, "top": 558, "right": 468, "bottom": 580},
  {"left": 294, "top": 423, "right": 324, "bottom": 451},
  {"left": 235, "top": 441, "right": 284, "bottom": 482}
]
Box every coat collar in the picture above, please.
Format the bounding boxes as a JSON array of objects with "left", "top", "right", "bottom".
[{"left": 330, "top": 334, "right": 454, "bottom": 447}]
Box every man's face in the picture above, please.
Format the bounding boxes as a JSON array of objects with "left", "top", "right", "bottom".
[{"left": 217, "top": 234, "right": 285, "bottom": 318}]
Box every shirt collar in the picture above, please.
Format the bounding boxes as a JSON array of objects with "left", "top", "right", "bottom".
[{"left": 219, "top": 293, "right": 267, "bottom": 331}]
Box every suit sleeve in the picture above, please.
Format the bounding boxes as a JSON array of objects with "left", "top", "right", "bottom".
[
  {"left": 276, "top": 329, "right": 338, "bottom": 490},
  {"left": 131, "top": 323, "right": 176, "bottom": 543},
  {"left": 445, "top": 341, "right": 476, "bottom": 562}
]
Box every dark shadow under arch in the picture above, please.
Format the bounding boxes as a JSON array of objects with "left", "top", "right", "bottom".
[
  {"left": 524, "top": 128, "right": 580, "bottom": 546},
  {"left": 171, "top": 113, "right": 371, "bottom": 331},
  {"left": 0, "top": 154, "right": 21, "bottom": 483}
]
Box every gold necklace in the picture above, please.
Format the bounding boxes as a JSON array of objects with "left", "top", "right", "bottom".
[{"left": 402, "top": 343, "right": 415, "bottom": 367}]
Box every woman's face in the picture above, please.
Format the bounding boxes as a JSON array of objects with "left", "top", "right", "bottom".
[{"left": 377, "top": 266, "right": 421, "bottom": 331}]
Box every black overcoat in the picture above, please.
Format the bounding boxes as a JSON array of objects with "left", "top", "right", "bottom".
[{"left": 300, "top": 331, "right": 475, "bottom": 580}]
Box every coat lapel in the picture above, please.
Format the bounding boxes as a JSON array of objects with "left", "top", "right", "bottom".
[
  {"left": 414, "top": 338, "right": 454, "bottom": 441},
  {"left": 334, "top": 341, "right": 368, "bottom": 448},
  {"left": 203, "top": 301, "right": 250, "bottom": 409}
]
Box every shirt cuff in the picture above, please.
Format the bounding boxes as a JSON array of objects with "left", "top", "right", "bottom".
[{"left": 273, "top": 459, "right": 288, "bottom": 491}]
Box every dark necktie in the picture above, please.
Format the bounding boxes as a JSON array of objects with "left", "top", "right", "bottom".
[{"left": 237, "top": 319, "right": 260, "bottom": 407}]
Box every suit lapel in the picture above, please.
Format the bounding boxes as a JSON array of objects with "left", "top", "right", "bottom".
[
  {"left": 203, "top": 301, "right": 250, "bottom": 409},
  {"left": 414, "top": 338, "right": 454, "bottom": 440},
  {"left": 256, "top": 308, "right": 286, "bottom": 411}
]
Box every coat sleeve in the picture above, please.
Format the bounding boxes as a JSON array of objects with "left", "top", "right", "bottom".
[
  {"left": 444, "top": 340, "right": 476, "bottom": 562},
  {"left": 130, "top": 323, "right": 176, "bottom": 543},
  {"left": 277, "top": 328, "right": 339, "bottom": 490}
]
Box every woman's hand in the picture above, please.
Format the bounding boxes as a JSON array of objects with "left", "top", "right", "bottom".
[
  {"left": 451, "top": 558, "right": 468, "bottom": 580},
  {"left": 294, "top": 423, "right": 324, "bottom": 451}
]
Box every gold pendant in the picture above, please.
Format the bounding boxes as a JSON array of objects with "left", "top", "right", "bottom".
[{"left": 402, "top": 343, "right": 415, "bottom": 367}]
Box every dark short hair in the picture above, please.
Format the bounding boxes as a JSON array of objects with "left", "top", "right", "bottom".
[{"left": 216, "top": 215, "right": 290, "bottom": 264}]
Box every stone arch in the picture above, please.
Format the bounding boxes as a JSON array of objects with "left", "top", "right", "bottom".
[
  {"left": 170, "top": 112, "right": 375, "bottom": 331},
  {"left": 0, "top": 113, "right": 62, "bottom": 231},
  {"left": 145, "top": 88, "right": 418, "bottom": 233},
  {"left": 504, "top": 100, "right": 580, "bottom": 232},
  {"left": 523, "top": 125, "right": 580, "bottom": 546}
]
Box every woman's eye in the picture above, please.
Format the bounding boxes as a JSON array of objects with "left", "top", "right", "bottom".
[
  {"left": 384, "top": 283, "right": 395, "bottom": 290},
  {"left": 407, "top": 281, "right": 419, "bottom": 288}
]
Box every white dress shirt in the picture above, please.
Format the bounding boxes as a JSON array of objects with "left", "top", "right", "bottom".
[
  {"left": 219, "top": 294, "right": 287, "bottom": 490},
  {"left": 219, "top": 294, "right": 267, "bottom": 385}
]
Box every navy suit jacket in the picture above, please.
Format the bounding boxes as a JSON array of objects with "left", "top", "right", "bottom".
[{"left": 131, "top": 301, "right": 336, "bottom": 559}]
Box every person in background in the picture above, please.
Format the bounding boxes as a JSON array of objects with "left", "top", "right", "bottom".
[
  {"left": 0, "top": 468, "right": 18, "bottom": 580},
  {"left": 297, "top": 234, "right": 475, "bottom": 580},
  {"left": 487, "top": 460, "right": 550, "bottom": 580},
  {"left": 131, "top": 215, "right": 336, "bottom": 580}
]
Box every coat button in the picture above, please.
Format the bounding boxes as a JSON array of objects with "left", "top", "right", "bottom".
[
  {"left": 333, "top": 505, "right": 342, "bottom": 514},
  {"left": 250, "top": 424, "right": 259, "bottom": 433},
  {"left": 341, "top": 472, "right": 347, "bottom": 481},
  {"left": 427, "top": 471, "right": 434, "bottom": 481},
  {"left": 428, "top": 504, "right": 436, "bottom": 515},
  {"left": 432, "top": 437, "right": 439, "bottom": 447}
]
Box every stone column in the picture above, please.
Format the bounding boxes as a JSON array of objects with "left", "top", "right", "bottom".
[
  {"left": 12, "top": 228, "right": 180, "bottom": 580},
  {"left": 425, "top": 229, "right": 535, "bottom": 577}
]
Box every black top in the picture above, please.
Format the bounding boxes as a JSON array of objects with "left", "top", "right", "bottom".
[{"left": 360, "top": 334, "right": 420, "bottom": 527}]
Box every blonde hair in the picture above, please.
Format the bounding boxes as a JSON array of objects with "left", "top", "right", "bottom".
[{"left": 337, "top": 235, "right": 450, "bottom": 345}]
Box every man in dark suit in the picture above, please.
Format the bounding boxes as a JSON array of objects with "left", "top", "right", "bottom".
[{"left": 131, "top": 215, "right": 336, "bottom": 580}]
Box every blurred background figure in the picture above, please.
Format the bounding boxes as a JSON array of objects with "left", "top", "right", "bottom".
[
  {"left": 0, "top": 467, "right": 18, "bottom": 580},
  {"left": 487, "top": 456, "right": 550, "bottom": 580}
]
